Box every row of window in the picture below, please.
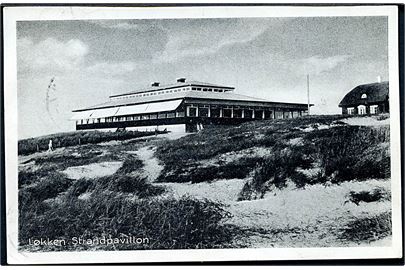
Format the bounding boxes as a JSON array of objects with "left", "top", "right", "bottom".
[
  {"left": 77, "top": 106, "right": 309, "bottom": 125},
  {"left": 191, "top": 87, "right": 226, "bottom": 92},
  {"left": 347, "top": 105, "right": 378, "bottom": 115},
  {"left": 186, "top": 107, "right": 306, "bottom": 119},
  {"left": 113, "top": 87, "right": 191, "bottom": 100},
  {"left": 77, "top": 111, "right": 185, "bottom": 125},
  {"left": 112, "top": 87, "right": 231, "bottom": 100}
]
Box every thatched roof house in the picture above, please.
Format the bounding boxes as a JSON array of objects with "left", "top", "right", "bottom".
[{"left": 339, "top": 81, "right": 389, "bottom": 115}]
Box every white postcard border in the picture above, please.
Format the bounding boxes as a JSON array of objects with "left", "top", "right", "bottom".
[{"left": 3, "top": 5, "right": 402, "bottom": 264}]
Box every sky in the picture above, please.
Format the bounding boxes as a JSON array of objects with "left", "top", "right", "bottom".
[{"left": 17, "top": 16, "right": 388, "bottom": 139}]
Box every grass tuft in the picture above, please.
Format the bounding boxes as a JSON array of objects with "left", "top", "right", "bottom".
[
  {"left": 19, "top": 194, "right": 237, "bottom": 251},
  {"left": 19, "top": 172, "right": 72, "bottom": 208},
  {"left": 339, "top": 212, "right": 391, "bottom": 243},
  {"left": 157, "top": 156, "right": 263, "bottom": 183}
]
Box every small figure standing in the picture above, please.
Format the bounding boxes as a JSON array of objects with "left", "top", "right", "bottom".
[{"left": 47, "top": 139, "right": 54, "bottom": 152}]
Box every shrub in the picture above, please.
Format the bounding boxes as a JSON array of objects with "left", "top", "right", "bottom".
[
  {"left": 19, "top": 172, "right": 72, "bottom": 208},
  {"left": 18, "top": 130, "right": 168, "bottom": 156},
  {"left": 31, "top": 150, "right": 121, "bottom": 171},
  {"left": 18, "top": 171, "right": 38, "bottom": 188},
  {"left": 19, "top": 194, "right": 237, "bottom": 251},
  {"left": 310, "top": 126, "right": 390, "bottom": 182},
  {"left": 155, "top": 116, "right": 348, "bottom": 185},
  {"left": 218, "top": 156, "right": 264, "bottom": 179},
  {"left": 338, "top": 212, "right": 391, "bottom": 243},
  {"left": 115, "top": 157, "right": 144, "bottom": 175},
  {"left": 190, "top": 157, "right": 262, "bottom": 183},
  {"left": 155, "top": 129, "right": 258, "bottom": 171},
  {"left": 352, "top": 144, "right": 391, "bottom": 180},
  {"left": 64, "top": 174, "right": 165, "bottom": 199},
  {"left": 157, "top": 156, "right": 264, "bottom": 183},
  {"left": 238, "top": 181, "right": 260, "bottom": 201},
  {"left": 188, "top": 166, "right": 221, "bottom": 183},
  {"left": 18, "top": 164, "right": 58, "bottom": 188},
  {"left": 93, "top": 175, "right": 165, "bottom": 198},
  {"left": 345, "top": 187, "right": 390, "bottom": 205},
  {"left": 65, "top": 178, "right": 93, "bottom": 197},
  {"left": 239, "top": 125, "right": 391, "bottom": 200},
  {"left": 376, "top": 114, "right": 390, "bottom": 121},
  {"left": 238, "top": 146, "right": 314, "bottom": 200},
  {"left": 256, "top": 133, "right": 279, "bottom": 147}
]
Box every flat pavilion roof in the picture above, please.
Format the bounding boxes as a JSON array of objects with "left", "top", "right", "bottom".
[
  {"left": 74, "top": 90, "right": 310, "bottom": 113},
  {"left": 72, "top": 99, "right": 183, "bottom": 120},
  {"left": 110, "top": 80, "right": 235, "bottom": 97}
]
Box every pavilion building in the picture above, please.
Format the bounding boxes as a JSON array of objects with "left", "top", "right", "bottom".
[{"left": 72, "top": 78, "right": 312, "bottom": 132}]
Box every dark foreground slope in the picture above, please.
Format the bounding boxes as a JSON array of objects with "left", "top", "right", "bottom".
[{"left": 18, "top": 131, "right": 236, "bottom": 251}]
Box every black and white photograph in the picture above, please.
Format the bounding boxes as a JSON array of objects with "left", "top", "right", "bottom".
[{"left": 2, "top": 4, "right": 403, "bottom": 264}]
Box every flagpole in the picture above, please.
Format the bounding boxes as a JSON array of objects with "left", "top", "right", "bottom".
[{"left": 307, "top": 74, "right": 310, "bottom": 115}]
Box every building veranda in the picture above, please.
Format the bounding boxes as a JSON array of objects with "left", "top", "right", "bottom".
[{"left": 72, "top": 78, "right": 312, "bottom": 132}]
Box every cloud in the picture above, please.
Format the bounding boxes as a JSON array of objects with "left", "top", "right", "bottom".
[
  {"left": 86, "top": 61, "right": 140, "bottom": 76},
  {"left": 18, "top": 37, "right": 88, "bottom": 73},
  {"left": 154, "top": 20, "right": 269, "bottom": 63},
  {"left": 84, "top": 20, "right": 168, "bottom": 62},
  {"left": 111, "top": 22, "right": 142, "bottom": 30},
  {"left": 17, "top": 36, "right": 144, "bottom": 78},
  {"left": 90, "top": 20, "right": 163, "bottom": 31},
  {"left": 292, "top": 55, "right": 350, "bottom": 76}
]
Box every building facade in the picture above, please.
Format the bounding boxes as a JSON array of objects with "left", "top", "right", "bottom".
[
  {"left": 339, "top": 81, "right": 389, "bottom": 115},
  {"left": 72, "top": 78, "right": 311, "bottom": 132}
]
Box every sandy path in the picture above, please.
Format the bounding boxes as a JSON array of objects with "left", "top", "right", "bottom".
[
  {"left": 130, "top": 146, "right": 163, "bottom": 182},
  {"left": 133, "top": 144, "right": 247, "bottom": 203},
  {"left": 62, "top": 161, "right": 123, "bottom": 180},
  {"left": 342, "top": 116, "right": 390, "bottom": 126},
  {"left": 162, "top": 178, "right": 247, "bottom": 202},
  {"left": 228, "top": 180, "right": 391, "bottom": 248}
]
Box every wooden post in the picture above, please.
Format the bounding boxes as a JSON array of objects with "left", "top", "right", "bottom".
[{"left": 36, "top": 144, "right": 39, "bottom": 152}]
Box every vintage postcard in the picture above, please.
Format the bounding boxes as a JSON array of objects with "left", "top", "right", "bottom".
[{"left": 2, "top": 4, "right": 403, "bottom": 264}]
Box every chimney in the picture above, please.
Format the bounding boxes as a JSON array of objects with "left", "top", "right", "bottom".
[
  {"left": 377, "top": 76, "right": 381, "bottom": 83},
  {"left": 176, "top": 78, "right": 186, "bottom": 83},
  {"left": 151, "top": 82, "right": 160, "bottom": 87}
]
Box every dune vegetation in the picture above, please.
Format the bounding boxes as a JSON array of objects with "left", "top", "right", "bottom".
[
  {"left": 18, "top": 114, "right": 392, "bottom": 251},
  {"left": 155, "top": 115, "right": 390, "bottom": 199},
  {"left": 18, "top": 129, "right": 168, "bottom": 155}
]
